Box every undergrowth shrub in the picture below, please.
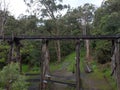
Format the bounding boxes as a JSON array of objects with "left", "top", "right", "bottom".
[{"left": 0, "top": 62, "right": 28, "bottom": 90}]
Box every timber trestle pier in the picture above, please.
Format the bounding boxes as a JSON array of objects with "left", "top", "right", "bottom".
[{"left": 1, "top": 35, "right": 120, "bottom": 90}]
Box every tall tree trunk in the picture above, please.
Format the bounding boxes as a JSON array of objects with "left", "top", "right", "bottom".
[
  {"left": 85, "top": 40, "right": 90, "bottom": 61},
  {"left": 16, "top": 44, "right": 22, "bottom": 73},
  {"left": 0, "top": 18, "right": 4, "bottom": 36},
  {"left": 0, "top": 8, "right": 7, "bottom": 37},
  {"left": 56, "top": 40, "right": 61, "bottom": 62},
  {"left": 54, "top": 20, "right": 61, "bottom": 62},
  {"left": 6, "top": 82, "right": 10, "bottom": 90},
  {"left": 42, "top": 40, "right": 50, "bottom": 76},
  {"left": 83, "top": 23, "right": 91, "bottom": 61}
]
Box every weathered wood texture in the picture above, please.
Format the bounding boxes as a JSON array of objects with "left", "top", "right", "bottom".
[
  {"left": 40, "top": 40, "right": 50, "bottom": 90},
  {"left": 111, "top": 39, "right": 120, "bottom": 90},
  {"left": 7, "top": 39, "right": 22, "bottom": 73},
  {"left": 111, "top": 40, "right": 116, "bottom": 77},
  {"left": 7, "top": 41, "right": 14, "bottom": 63},
  {"left": 115, "top": 39, "right": 120, "bottom": 90},
  {"left": 76, "top": 40, "right": 82, "bottom": 90},
  {"left": 15, "top": 44, "right": 22, "bottom": 73},
  {"left": 0, "top": 35, "right": 120, "bottom": 40}
]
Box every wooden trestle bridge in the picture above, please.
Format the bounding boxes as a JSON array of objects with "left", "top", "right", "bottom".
[{"left": 1, "top": 35, "right": 120, "bottom": 90}]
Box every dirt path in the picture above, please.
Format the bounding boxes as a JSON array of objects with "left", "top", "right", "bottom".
[
  {"left": 50, "top": 68, "right": 113, "bottom": 90},
  {"left": 50, "top": 69, "right": 76, "bottom": 90},
  {"left": 27, "top": 66, "right": 113, "bottom": 90},
  {"left": 81, "top": 72, "right": 113, "bottom": 90}
]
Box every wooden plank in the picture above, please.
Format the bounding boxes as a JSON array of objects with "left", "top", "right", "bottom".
[{"left": 27, "top": 78, "right": 76, "bottom": 87}]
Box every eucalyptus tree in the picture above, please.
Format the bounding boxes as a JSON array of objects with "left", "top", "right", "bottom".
[
  {"left": 24, "top": 0, "right": 68, "bottom": 62},
  {"left": 93, "top": 0, "right": 120, "bottom": 63},
  {"left": 18, "top": 15, "right": 39, "bottom": 35},
  {"left": 64, "top": 3, "right": 95, "bottom": 61},
  {"left": 94, "top": 0, "right": 120, "bottom": 89},
  {"left": 4, "top": 16, "right": 19, "bottom": 35},
  {"left": 81, "top": 3, "right": 96, "bottom": 61},
  {"left": 0, "top": 0, "right": 9, "bottom": 36},
  {"left": 63, "top": 7, "right": 83, "bottom": 35},
  {"left": 94, "top": 0, "right": 120, "bottom": 35}
]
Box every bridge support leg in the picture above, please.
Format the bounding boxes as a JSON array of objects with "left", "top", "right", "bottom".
[
  {"left": 115, "top": 39, "right": 120, "bottom": 90},
  {"left": 76, "top": 40, "right": 82, "bottom": 90},
  {"left": 7, "top": 40, "right": 14, "bottom": 63},
  {"left": 16, "top": 43, "right": 22, "bottom": 73},
  {"left": 40, "top": 40, "right": 44, "bottom": 90},
  {"left": 40, "top": 39, "right": 50, "bottom": 90}
]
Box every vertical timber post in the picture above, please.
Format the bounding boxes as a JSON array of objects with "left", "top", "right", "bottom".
[
  {"left": 7, "top": 40, "right": 14, "bottom": 63},
  {"left": 111, "top": 40, "right": 116, "bottom": 78},
  {"left": 115, "top": 39, "right": 120, "bottom": 90},
  {"left": 40, "top": 39, "right": 49, "bottom": 90},
  {"left": 76, "top": 40, "right": 82, "bottom": 90},
  {"left": 7, "top": 40, "right": 14, "bottom": 90},
  {"left": 15, "top": 40, "right": 22, "bottom": 73},
  {"left": 40, "top": 39, "right": 44, "bottom": 90}
]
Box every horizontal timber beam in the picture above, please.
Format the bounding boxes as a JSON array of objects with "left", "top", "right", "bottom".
[{"left": 0, "top": 35, "right": 120, "bottom": 40}]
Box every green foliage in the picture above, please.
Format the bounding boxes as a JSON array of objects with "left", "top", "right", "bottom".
[
  {"left": 0, "top": 42, "right": 9, "bottom": 68},
  {"left": 94, "top": 41, "right": 111, "bottom": 64},
  {"left": 22, "top": 64, "right": 29, "bottom": 72},
  {"left": 100, "top": 12, "right": 120, "bottom": 34},
  {"left": 94, "top": 0, "right": 120, "bottom": 35},
  {"left": 63, "top": 3, "right": 95, "bottom": 35},
  {"left": 50, "top": 52, "right": 76, "bottom": 72},
  {"left": 50, "top": 48, "right": 86, "bottom": 72},
  {"left": 93, "top": 0, "right": 120, "bottom": 64},
  {"left": 61, "top": 41, "right": 75, "bottom": 57},
  {"left": 50, "top": 51, "right": 117, "bottom": 89},
  {"left": 21, "top": 41, "right": 41, "bottom": 67},
  {"left": 0, "top": 62, "right": 28, "bottom": 90},
  {"left": 49, "top": 41, "right": 75, "bottom": 62}
]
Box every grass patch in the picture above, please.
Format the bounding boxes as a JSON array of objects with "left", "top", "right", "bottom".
[
  {"left": 50, "top": 52, "right": 76, "bottom": 72},
  {"left": 89, "top": 61, "right": 117, "bottom": 90},
  {"left": 22, "top": 64, "right": 40, "bottom": 73},
  {"left": 22, "top": 64, "right": 29, "bottom": 72},
  {"left": 50, "top": 62, "right": 62, "bottom": 72},
  {"left": 50, "top": 52, "right": 82, "bottom": 72},
  {"left": 54, "top": 49, "right": 117, "bottom": 90},
  {"left": 50, "top": 48, "right": 86, "bottom": 72}
]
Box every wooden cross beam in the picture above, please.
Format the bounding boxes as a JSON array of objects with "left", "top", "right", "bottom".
[{"left": 0, "top": 35, "right": 120, "bottom": 40}]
